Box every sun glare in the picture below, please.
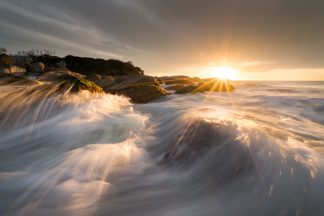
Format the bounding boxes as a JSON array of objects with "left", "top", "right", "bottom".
[{"left": 211, "top": 66, "right": 239, "bottom": 80}]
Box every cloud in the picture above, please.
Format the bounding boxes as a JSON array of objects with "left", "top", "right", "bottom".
[{"left": 0, "top": 0, "right": 324, "bottom": 77}]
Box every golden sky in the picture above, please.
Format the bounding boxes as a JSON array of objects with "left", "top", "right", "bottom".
[{"left": 1, "top": 0, "right": 324, "bottom": 80}]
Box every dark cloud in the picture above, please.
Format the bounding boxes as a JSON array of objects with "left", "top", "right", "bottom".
[{"left": 0, "top": 0, "right": 323, "bottom": 76}]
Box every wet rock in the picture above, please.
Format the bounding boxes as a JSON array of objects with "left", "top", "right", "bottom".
[
  {"left": 165, "top": 84, "right": 188, "bottom": 91},
  {"left": 175, "top": 85, "right": 200, "bottom": 94},
  {"left": 108, "top": 75, "right": 159, "bottom": 91},
  {"left": 37, "top": 70, "right": 86, "bottom": 82},
  {"left": 105, "top": 74, "right": 168, "bottom": 103},
  {"left": 56, "top": 74, "right": 104, "bottom": 94},
  {"left": 117, "top": 84, "right": 169, "bottom": 103},
  {"left": 64, "top": 55, "right": 144, "bottom": 77},
  {"left": 160, "top": 76, "right": 195, "bottom": 85},
  {"left": 0, "top": 65, "right": 26, "bottom": 77},
  {"left": 0, "top": 54, "right": 13, "bottom": 65},
  {"left": 12, "top": 55, "right": 33, "bottom": 68},
  {"left": 56, "top": 60, "right": 67, "bottom": 70},
  {"left": 29, "top": 62, "right": 45, "bottom": 73},
  {"left": 91, "top": 75, "right": 116, "bottom": 89}
]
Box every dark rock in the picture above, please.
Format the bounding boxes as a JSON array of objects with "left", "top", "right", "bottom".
[
  {"left": 33, "top": 54, "right": 62, "bottom": 65},
  {"left": 108, "top": 75, "right": 159, "bottom": 92},
  {"left": 166, "top": 84, "right": 190, "bottom": 91},
  {"left": 0, "top": 54, "right": 13, "bottom": 65},
  {"left": 56, "top": 60, "right": 67, "bottom": 70},
  {"left": 0, "top": 65, "right": 26, "bottom": 77},
  {"left": 117, "top": 84, "right": 169, "bottom": 103},
  {"left": 56, "top": 74, "right": 104, "bottom": 94},
  {"left": 29, "top": 62, "right": 45, "bottom": 73},
  {"left": 12, "top": 55, "right": 33, "bottom": 68},
  {"left": 64, "top": 55, "right": 144, "bottom": 77},
  {"left": 105, "top": 75, "right": 168, "bottom": 103},
  {"left": 175, "top": 85, "right": 200, "bottom": 94},
  {"left": 37, "top": 70, "right": 103, "bottom": 94},
  {"left": 161, "top": 76, "right": 195, "bottom": 85},
  {"left": 37, "top": 70, "right": 86, "bottom": 82}
]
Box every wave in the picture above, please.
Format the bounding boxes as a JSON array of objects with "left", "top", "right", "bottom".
[
  {"left": 0, "top": 86, "right": 151, "bottom": 215},
  {"left": 1, "top": 82, "right": 324, "bottom": 215}
]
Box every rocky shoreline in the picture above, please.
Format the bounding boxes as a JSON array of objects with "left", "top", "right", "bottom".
[{"left": 0, "top": 52, "right": 234, "bottom": 103}]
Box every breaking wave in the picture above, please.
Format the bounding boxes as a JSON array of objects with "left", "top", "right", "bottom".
[{"left": 1, "top": 81, "right": 324, "bottom": 216}]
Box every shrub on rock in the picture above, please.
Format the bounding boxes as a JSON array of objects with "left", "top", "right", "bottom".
[{"left": 0, "top": 54, "right": 13, "bottom": 65}]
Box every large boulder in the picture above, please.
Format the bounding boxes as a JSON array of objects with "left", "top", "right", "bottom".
[
  {"left": 91, "top": 75, "right": 116, "bottom": 89},
  {"left": 12, "top": 55, "right": 33, "bottom": 68},
  {"left": 37, "top": 70, "right": 86, "bottom": 82},
  {"left": 117, "top": 84, "right": 169, "bottom": 103},
  {"left": 105, "top": 75, "right": 169, "bottom": 103},
  {"left": 108, "top": 75, "right": 159, "bottom": 92},
  {"left": 64, "top": 55, "right": 144, "bottom": 77},
  {"left": 0, "top": 54, "right": 13, "bottom": 65},
  {"left": 56, "top": 74, "right": 104, "bottom": 94},
  {"left": 38, "top": 70, "right": 104, "bottom": 93},
  {"left": 0, "top": 65, "right": 26, "bottom": 77},
  {"left": 29, "top": 62, "right": 45, "bottom": 73},
  {"left": 56, "top": 60, "right": 67, "bottom": 70}
]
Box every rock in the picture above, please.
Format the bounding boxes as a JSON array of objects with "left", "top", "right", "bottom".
[
  {"left": 56, "top": 60, "right": 67, "bottom": 70},
  {"left": 12, "top": 55, "right": 32, "bottom": 68},
  {"left": 29, "top": 62, "right": 45, "bottom": 73},
  {"left": 34, "top": 54, "right": 62, "bottom": 65},
  {"left": 105, "top": 75, "right": 169, "bottom": 103},
  {"left": 108, "top": 75, "right": 159, "bottom": 92},
  {"left": 0, "top": 66, "right": 10, "bottom": 74},
  {"left": 0, "top": 65, "right": 26, "bottom": 77},
  {"left": 166, "top": 84, "right": 188, "bottom": 91},
  {"left": 64, "top": 55, "right": 144, "bottom": 77},
  {"left": 37, "top": 70, "right": 86, "bottom": 82},
  {"left": 117, "top": 84, "right": 169, "bottom": 103},
  {"left": 160, "top": 76, "right": 195, "bottom": 85},
  {"left": 95, "top": 76, "right": 116, "bottom": 89},
  {"left": 56, "top": 74, "right": 104, "bottom": 94},
  {"left": 175, "top": 85, "right": 200, "bottom": 94},
  {"left": 0, "top": 54, "right": 13, "bottom": 65}
]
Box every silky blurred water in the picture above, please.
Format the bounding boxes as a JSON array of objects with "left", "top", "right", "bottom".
[{"left": 0, "top": 81, "right": 324, "bottom": 216}]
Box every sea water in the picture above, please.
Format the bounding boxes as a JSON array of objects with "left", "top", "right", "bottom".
[{"left": 0, "top": 81, "right": 323, "bottom": 215}]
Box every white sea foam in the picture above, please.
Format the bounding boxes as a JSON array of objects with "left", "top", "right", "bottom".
[{"left": 0, "top": 81, "right": 324, "bottom": 215}]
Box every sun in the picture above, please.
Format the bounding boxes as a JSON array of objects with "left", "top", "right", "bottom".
[{"left": 211, "top": 66, "right": 239, "bottom": 80}]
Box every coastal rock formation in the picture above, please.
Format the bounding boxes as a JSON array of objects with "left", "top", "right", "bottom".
[
  {"left": 37, "top": 70, "right": 103, "bottom": 93},
  {"left": 117, "top": 84, "right": 168, "bottom": 103},
  {"left": 106, "top": 75, "right": 169, "bottom": 103},
  {"left": 12, "top": 56, "right": 33, "bottom": 68},
  {"left": 0, "top": 65, "right": 26, "bottom": 76},
  {"left": 56, "top": 74, "right": 104, "bottom": 94},
  {"left": 0, "top": 52, "right": 235, "bottom": 103},
  {"left": 29, "top": 62, "right": 45, "bottom": 73},
  {"left": 64, "top": 55, "right": 144, "bottom": 77},
  {"left": 0, "top": 54, "right": 13, "bottom": 65}
]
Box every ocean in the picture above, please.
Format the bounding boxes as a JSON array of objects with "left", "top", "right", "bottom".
[{"left": 0, "top": 81, "right": 324, "bottom": 215}]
